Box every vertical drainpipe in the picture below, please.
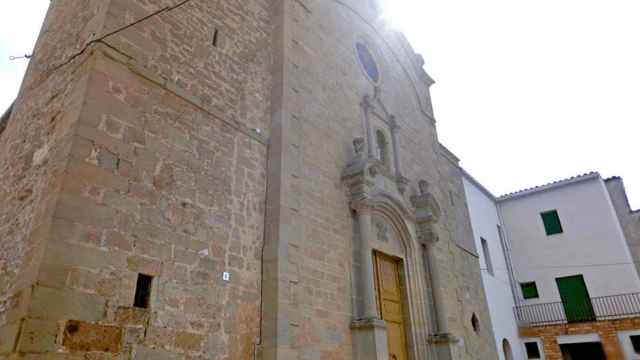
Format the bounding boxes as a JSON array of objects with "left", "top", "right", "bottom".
[{"left": 497, "top": 205, "right": 521, "bottom": 308}]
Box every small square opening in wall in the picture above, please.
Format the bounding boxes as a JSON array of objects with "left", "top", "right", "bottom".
[
  {"left": 631, "top": 335, "right": 640, "bottom": 354},
  {"left": 525, "top": 341, "right": 541, "bottom": 359},
  {"left": 521, "top": 282, "right": 539, "bottom": 299},
  {"left": 133, "top": 273, "right": 153, "bottom": 309}
]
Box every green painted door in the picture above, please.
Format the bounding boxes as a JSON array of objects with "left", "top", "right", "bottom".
[{"left": 556, "top": 275, "right": 595, "bottom": 323}]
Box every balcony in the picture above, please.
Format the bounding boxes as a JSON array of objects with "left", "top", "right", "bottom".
[{"left": 514, "top": 293, "right": 640, "bottom": 327}]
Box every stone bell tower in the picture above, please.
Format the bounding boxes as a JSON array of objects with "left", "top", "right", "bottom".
[
  {"left": 0, "top": 0, "right": 498, "bottom": 359},
  {"left": 0, "top": 0, "right": 273, "bottom": 358}
]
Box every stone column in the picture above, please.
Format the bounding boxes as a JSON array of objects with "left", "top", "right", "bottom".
[
  {"left": 351, "top": 201, "right": 389, "bottom": 360},
  {"left": 362, "top": 97, "right": 375, "bottom": 159},
  {"left": 354, "top": 202, "right": 378, "bottom": 319},
  {"left": 412, "top": 181, "right": 457, "bottom": 359},
  {"left": 388, "top": 116, "right": 402, "bottom": 178},
  {"left": 422, "top": 233, "right": 450, "bottom": 334}
]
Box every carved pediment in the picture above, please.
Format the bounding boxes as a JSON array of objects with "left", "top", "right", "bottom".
[{"left": 362, "top": 87, "right": 397, "bottom": 130}]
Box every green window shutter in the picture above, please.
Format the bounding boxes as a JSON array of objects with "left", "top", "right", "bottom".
[
  {"left": 521, "top": 282, "right": 539, "bottom": 299},
  {"left": 541, "top": 210, "right": 563, "bottom": 235}
]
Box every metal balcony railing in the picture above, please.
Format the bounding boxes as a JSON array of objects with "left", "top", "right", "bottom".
[{"left": 514, "top": 293, "right": 640, "bottom": 327}]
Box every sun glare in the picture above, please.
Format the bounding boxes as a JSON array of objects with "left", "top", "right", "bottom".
[{"left": 379, "top": 0, "right": 415, "bottom": 30}]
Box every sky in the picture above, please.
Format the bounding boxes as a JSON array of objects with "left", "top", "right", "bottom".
[
  {"left": 0, "top": 2, "right": 48, "bottom": 112},
  {"left": 0, "top": 1, "right": 638, "bottom": 208},
  {"left": 381, "top": 0, "right": 640, "bottom": 208}
]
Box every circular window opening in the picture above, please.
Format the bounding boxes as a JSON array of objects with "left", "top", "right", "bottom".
[
  {"left": 471, "top": 313, "right": 480, "bottom": 334},
  {"left": 356, "top": 42, "right": 380, "bottom": 84}
]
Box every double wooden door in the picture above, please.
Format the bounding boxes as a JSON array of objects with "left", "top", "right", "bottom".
[{"left": 374, "top": 252, "right": 408, "bottom": 360}]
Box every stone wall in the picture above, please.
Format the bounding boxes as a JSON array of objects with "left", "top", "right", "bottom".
[
  {"left": 1, "top": 0, "right": 498, "bottom": 359},
  {"left": 1, "top": 0, "right": 273, "bottom": 358},
  {"left": 0, "top": 0, "right": 109, "bottom": 351},
  {"left": 434, "top": 147, "right": 498, "bottom": 360},
  {"left": 262, "top": 0, "right": 497, "bottom": 358}
]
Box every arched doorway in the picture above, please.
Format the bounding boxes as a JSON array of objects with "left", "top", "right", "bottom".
[{"left": 502, "top": 339, "right": 514, "bottom": 360}]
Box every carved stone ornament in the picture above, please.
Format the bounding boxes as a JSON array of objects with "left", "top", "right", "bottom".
[
  {"left": 397, "top": 175, "right": 410, "bottom": 195},
  {"left": 353, "top": 137, "right": 366, "bottom": 157},
  {"left": 419, "top": 180, "right": 430, "bottom": 195},
  {"left": 411, "top": 180, "right": 441, "bottom": 224},
  {"left": 417, "top": 225, "right": 439, "bottom": 246},
  {"left": 374, "top": 217, "right": 389, "bottom": 243}
]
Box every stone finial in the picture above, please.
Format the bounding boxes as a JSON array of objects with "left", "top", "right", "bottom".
[
  {"left": 353, "top": 137, "right": 366, "bottom": 157},
  {"left": 415, "top": 53, "right": 426, "bottom": 68},
  {"left": 419, "top": 180, "right": 430, "bottom": 195}
]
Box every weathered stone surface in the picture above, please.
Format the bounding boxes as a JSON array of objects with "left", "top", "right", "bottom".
[
  {"left": 126, "top": 256, "right": 162, "bottom": 276},
  {"left": 29, "top": 286, "right": 106, "bottom": 322},
  {"left": 115, "top": 307, "right": 149, "bottom": 327},
  {"left": 0, "top": 322, "right": 20, "bottom": 354},
  {"left": 62, "top": 320, "right": 122, "bottom": 354},
  {"left": 17, "top": 319, "right": 58, "bottom": 353},
  {"left": 132, "top": 346, "right": 180, "bottom": 360}
]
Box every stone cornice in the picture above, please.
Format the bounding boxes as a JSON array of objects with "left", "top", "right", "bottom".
[
  {"left": 428, "top": 333, "right": 460, "bottom": 345},
  {"left": 350, "top": 317, "right": 387, "bottom": 330}
]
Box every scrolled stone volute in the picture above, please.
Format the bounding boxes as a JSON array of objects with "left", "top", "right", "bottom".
[{"left": 411, "top": 181, "right": 441, "bottom": 223}]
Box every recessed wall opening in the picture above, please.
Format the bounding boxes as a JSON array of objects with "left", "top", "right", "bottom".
[
  {"left": 471, "top": 313, "right": 480, "bottom": 334},
  {"left": 134, "top": 273, "right": 153, "bottom": 309},
  {"left": 212, "top": 28, "right": 219, "bottom": 47},
  {"left": 524, "top": 341, "right": 541, "bottom": 359},
  {"left": 632, "top": 335, "right": 640, "bottom": 354},
  {"left": 560, "top": 342, "right": 605, "bottom": 359},
  {"left": 481, "top": 238, "right": 494, "bottom": 276}
]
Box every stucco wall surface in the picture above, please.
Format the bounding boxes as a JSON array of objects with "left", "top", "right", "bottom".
[
  {"left": 499, "top": 177, "right": 640, "bottom": 305},
  {"left": 462, "top": 177, "right": 524, "bottom": 360}
]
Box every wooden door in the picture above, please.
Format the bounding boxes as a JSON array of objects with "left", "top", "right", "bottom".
[
  {"left": 556, "top": 275, "right": 595, "bottom": 323},
  {"left": 374, "top": 252, "right": 408, "bottom": 360}
]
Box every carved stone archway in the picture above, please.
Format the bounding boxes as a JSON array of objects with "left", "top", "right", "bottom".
[{"left": 343, "top": 141, "right": 435, "bottom": 359}]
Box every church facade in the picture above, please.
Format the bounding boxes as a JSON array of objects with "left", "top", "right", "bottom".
[{"left": 0, "top": 1, "right": 497, "bottom": 359}]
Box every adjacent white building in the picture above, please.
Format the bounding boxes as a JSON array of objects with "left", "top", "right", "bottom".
[
  {"left": 463, "top": 171, "right": 640, "bottom": 359},
  {"left": 499, "top": 173, "right": 640, "bottom": 308},
  {"left": 462, "top": 172, "right": 524, "bottom": 360}
]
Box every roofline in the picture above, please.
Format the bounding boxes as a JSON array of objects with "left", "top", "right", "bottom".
[
  {"left": 461, "top": 168, "right": 498, "bottom": 201},
  {"left": 497, "top": 172, "right": 601, "bottom": 202},
  {"left": 438, "top": 143, "right": 460, "bottom": 165}
]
